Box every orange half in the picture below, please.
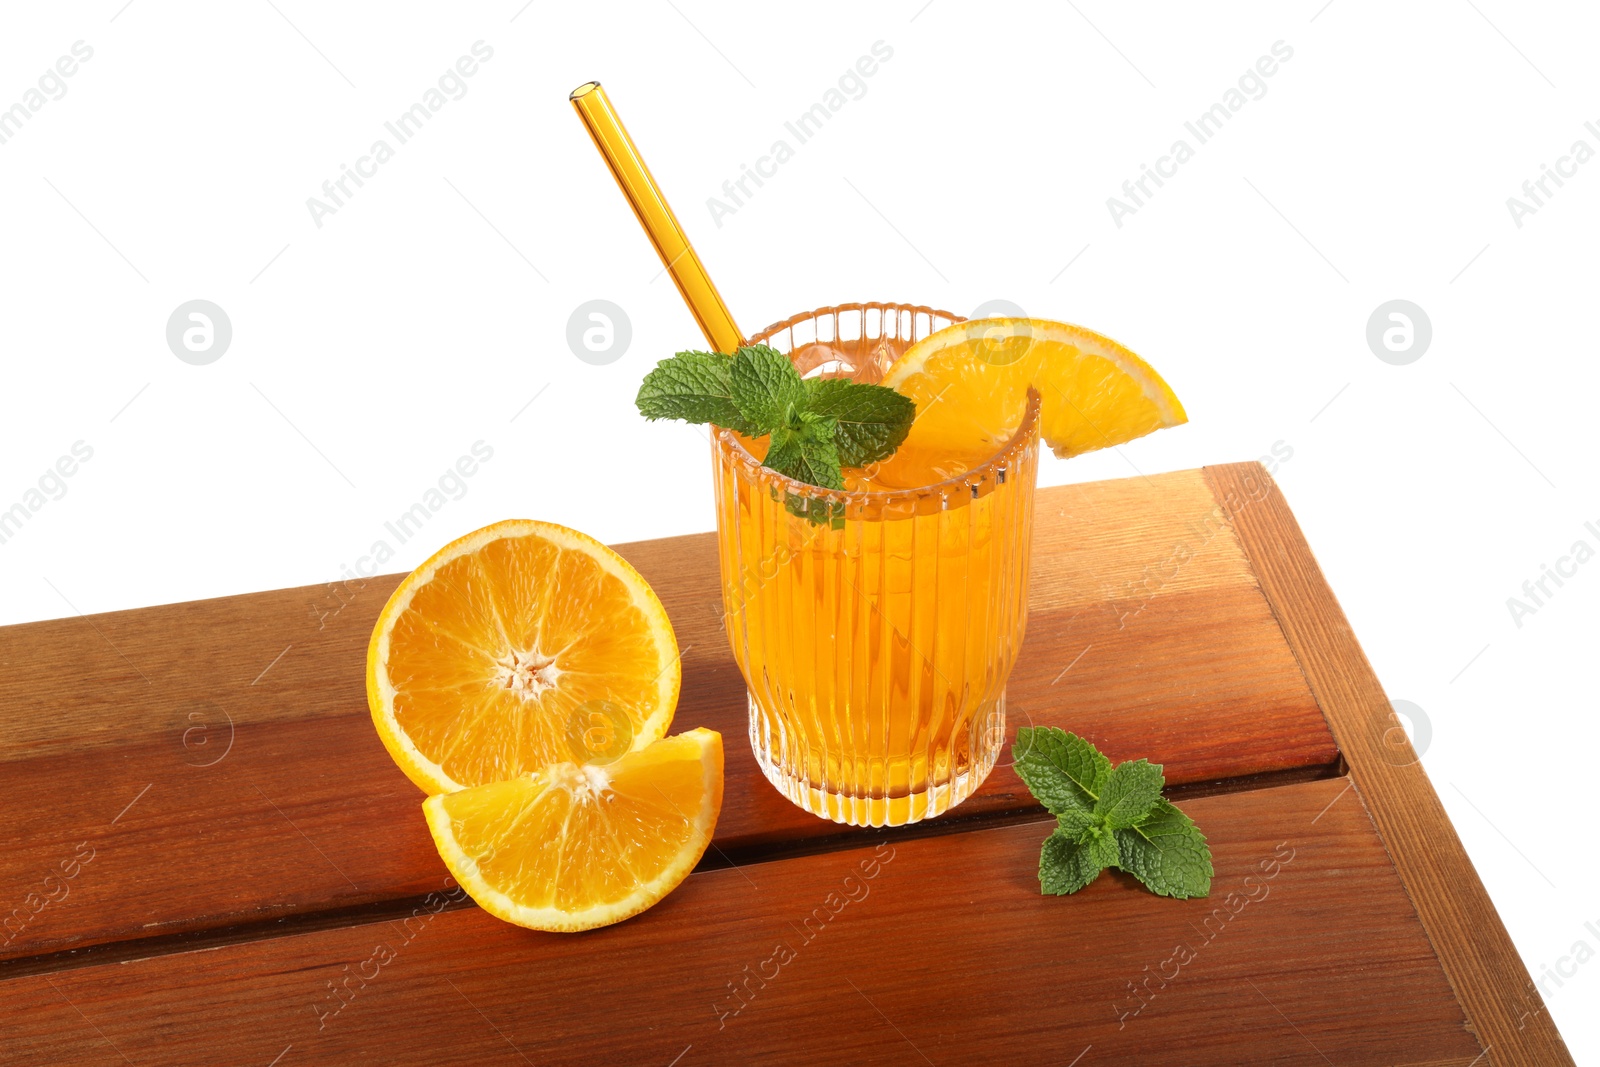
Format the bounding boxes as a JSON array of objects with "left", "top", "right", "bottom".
[
  {"left": 367, "top": 519, "right": 680, "bottom": 794},
  {"left": 424, "top": 728, "right": 723, "bottom": 931}
]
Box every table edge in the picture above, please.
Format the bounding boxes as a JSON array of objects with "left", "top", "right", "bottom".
[{"left": 1203, "top": 461, "right": 1572, "bottom": 1067}]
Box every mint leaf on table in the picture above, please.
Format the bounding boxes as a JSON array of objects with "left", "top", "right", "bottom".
[
  {"left": 1013, "top": 726, "right": 1112, "bottom": 817},
  {"left": 1055, "top": 807, "right": 1097, "bottom": 838},
  {"left": 1040, "top": 828, "right": 1109, "bottom": 895},
  {"left": 1095, "top": 759, "right": 1166, "bottom": 830},
  {"left": 1012, "top": 727, "right": 1212, "bottom": 899},
  {"left": 802, "top": 377, "right": 916, "bottom": 467},
  {"left": 1114, "top": 799, "right": 1214, "bottom": 899},
  {"left": 634, "top": 346, "right": 916, "bottom": 506},
  {"left": 1040, "top": 820, "right": 1121, "bottom": 894},
  {"left": 1084, "top": 826, "right": 1121, "bottom": 871}
]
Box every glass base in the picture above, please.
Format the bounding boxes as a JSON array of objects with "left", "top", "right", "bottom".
[{"left": 748, "top": 692, "right": 1005, "bottom": 828}]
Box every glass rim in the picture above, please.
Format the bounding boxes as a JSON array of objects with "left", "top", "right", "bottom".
[{"left": 712, "top": 302, "right": 1043, "bottom": 505}]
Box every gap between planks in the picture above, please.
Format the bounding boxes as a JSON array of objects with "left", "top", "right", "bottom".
[{"left": 0, "top": 759, "right": 1340, "bottom": 983}]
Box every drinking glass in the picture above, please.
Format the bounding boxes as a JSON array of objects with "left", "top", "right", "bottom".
[{"left": 711, "top": 302, "right": 1040, "bottom": 826}]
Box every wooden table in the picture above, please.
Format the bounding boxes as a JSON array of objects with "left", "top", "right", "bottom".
[{"left": 0, "top": 463, "right": 1572, "bottom": 1066}]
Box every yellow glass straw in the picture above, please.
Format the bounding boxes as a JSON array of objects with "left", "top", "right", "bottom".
[{"left": 570, "top": 81, "right": 745, "bottom": 354}]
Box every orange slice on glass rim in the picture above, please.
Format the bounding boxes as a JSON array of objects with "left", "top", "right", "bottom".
[{"left": 871, "top": 318, "right": 1187, "bottom": 488}]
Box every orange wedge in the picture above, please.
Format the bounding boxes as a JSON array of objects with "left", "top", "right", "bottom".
[
  {"left": 367, "top": 519, "right": 680, "bottom": 795},
  {"left": 424, "top": 728, "right": 723, "bottom": 931},
  {"left": 872, "top": 318, "right": 1186, "bottom": 487}
]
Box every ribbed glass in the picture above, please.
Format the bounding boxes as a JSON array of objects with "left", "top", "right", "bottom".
[{"left": 712, "top": 303, "right": 1040, "bottom": 826}]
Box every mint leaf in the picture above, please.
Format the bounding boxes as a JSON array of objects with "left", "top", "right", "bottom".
[
  {"left": 803, "top": 378, "right": 916, "bottom": 467},
  {"left": 1039, "top": 827, "right": 1108, "bottom": 895},
  {"left": 635, "top": 352, "right": 752, "bottom": 432},
  {"left": 1055, "top": 808, "right": 1097, "bottom": 839},
  {"left": 1114, "top": 800, "right": 1213, "bottom": 899},
  {"left": 1084, "top": 827, "right": 1120, "bottom": 870},
  {"left": 784, "top": 494, "right": 845, "bottom": 525},
  {"left": 763, "top": 419, "right": 844, "bottom": 492},
  {"left": 730, "top": 345, "right": 805, "bottom": 435},
  {"left": 636, "top": 346, "right": 917, "bottom": 500},
  {"left": 1014, "top": 729, "right": 1212, "bottom": 899},
  {"left": 1012, "top": 726, "right": 1112, "bottom": 817},
  {"left": 1095, "top": 758, "right": 1166, "bottom": 830}
]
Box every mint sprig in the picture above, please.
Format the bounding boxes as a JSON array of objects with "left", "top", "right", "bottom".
[
  {"left": 636, "top": 345, "right": 915, "bottom": 496},
  {"left": 1013, "top": 727, "right": 1212, "bottom": 899},
  {"left": 801, "top": 377, "right": 914, "bottom": 467}
]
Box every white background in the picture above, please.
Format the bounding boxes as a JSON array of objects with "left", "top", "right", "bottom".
[{"left": 2, "top": 0, "right": 1596, "bottom": 1055}]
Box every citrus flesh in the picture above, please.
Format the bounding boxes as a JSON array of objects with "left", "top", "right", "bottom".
[
  {"left": 424, "top": 728, "right": 723, "bottom": 931},
  {"left": 869, "top": 318, "right": 1187, "bottom": 489},
  {"left": 367, "top": 519, "right": 680, "bottom": 795}
]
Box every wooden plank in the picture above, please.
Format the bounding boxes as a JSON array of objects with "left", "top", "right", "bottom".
[
  {"left": 0, "top": 779, "right": 1480, "bottom": 1066},
  {"left": 0, "top": 471, "right": 1337, "bottom": 964},
  {"left": 1203, "top": 462, "right": 1572, "bottom": 1066}
]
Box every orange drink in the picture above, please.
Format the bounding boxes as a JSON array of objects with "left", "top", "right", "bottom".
[
  {"left": 571, "top": 83, "right": 1183, "bottom": 829},
  {"left": 712, "top": 303, "right": 1040, "bottom": 826}
]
